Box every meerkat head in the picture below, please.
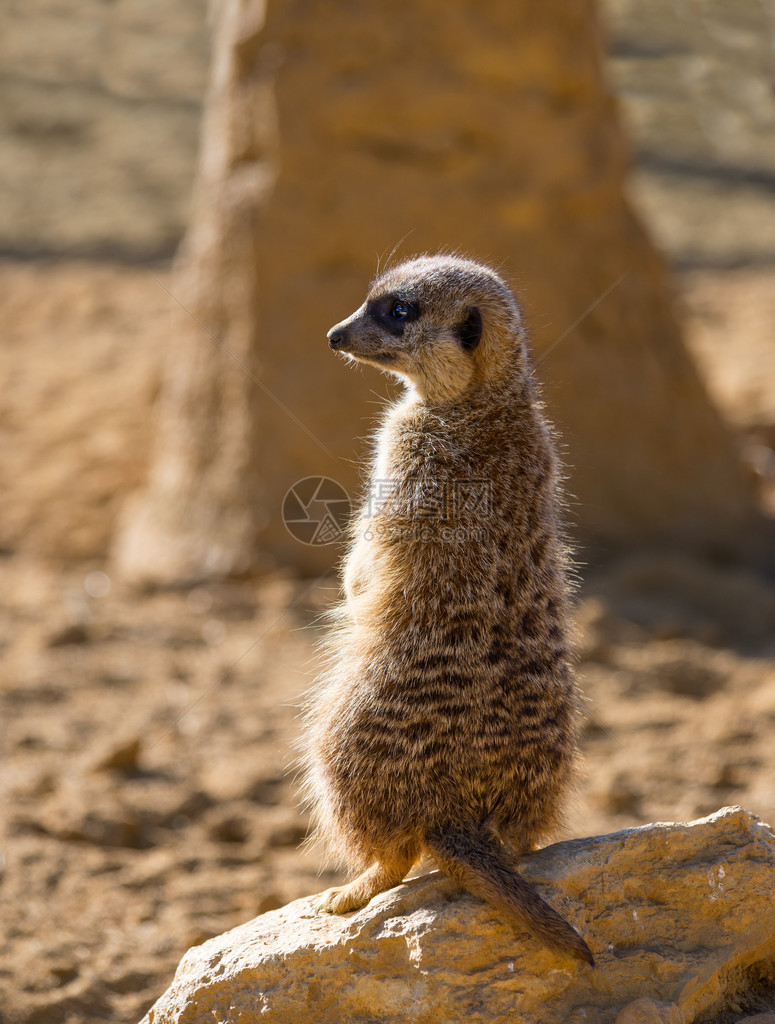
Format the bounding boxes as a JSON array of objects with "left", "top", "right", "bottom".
[{"left": 327, "top": 254, "right": 525, "bottom": 403}]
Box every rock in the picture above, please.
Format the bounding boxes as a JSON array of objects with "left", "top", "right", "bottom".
[
  {"left": 602, "top": 773, "right": 643, "bottom": 815},
  {"left": 204, "top": 808, "right": 251, "bottom": 845},
  {"left": 263, "top": 812, "right": 308, "bottom": 849},
  {"left": 46, "top": 621, "right": 90, "bottom": 647},
  {"left": 255, "top": 893, "right": 282, "bottom": 915},
  {"left": 142, "top": 807, "right": 775, "bottom": 1024},
  {"left": 90, "top": 735, "right": 142, "bottom": 773},
  {"left": 615, "top": 1000, "right": 682, "bottom": 1024}
]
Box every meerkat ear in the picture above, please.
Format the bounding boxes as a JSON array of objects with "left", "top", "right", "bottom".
[{"left": 457, "top": 307, "right": 482, "bottom": 351}]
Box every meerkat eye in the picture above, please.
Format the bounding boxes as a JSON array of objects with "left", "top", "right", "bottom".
[{"left": 366, "top": 295, "right": 418, "bottom": 332}]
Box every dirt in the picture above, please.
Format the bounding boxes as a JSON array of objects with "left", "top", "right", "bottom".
[{"left": 0, "top": 261, "right": 774, "bottom": 1023}]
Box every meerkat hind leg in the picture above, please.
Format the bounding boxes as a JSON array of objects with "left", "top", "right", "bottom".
[{"left": 316, "top": 853, "right": 414, "bottom": 915}]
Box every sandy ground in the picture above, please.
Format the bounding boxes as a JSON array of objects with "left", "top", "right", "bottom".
[{"left": 0, "top": 262, "right": 774, "bottom": 1024}]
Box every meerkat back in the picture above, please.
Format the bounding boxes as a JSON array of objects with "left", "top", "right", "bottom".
[{"left": 302, "top": 254, "right": 593, "bottom": 966}]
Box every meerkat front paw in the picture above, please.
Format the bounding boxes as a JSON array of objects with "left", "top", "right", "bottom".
[
  {"left": 315, "top": 884, "right": 368, "bottom": 915},
  {"left": 314, "top": 860, "right": 411, "bottom": 915}
]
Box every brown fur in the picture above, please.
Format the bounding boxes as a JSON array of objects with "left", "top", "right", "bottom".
[{"left": 300, "top": 254, "right": 593, "bottom": 965}]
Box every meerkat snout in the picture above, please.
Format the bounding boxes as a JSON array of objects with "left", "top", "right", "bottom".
[
  {"left": 327, "top": 326, "right": 347, "bottom": 350},
  {"left": 326, "top": 300, "right": 410, "bottom": 371}
]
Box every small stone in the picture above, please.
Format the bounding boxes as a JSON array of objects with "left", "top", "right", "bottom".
[
  {"left": 206, "top": 812, "right": 251, "bottom": 845},
  {"left": 711, "top": 762, "right": 745, "bottom": 790},
  {"left": 256, "top": 893, "right": 282, "bottom": 914},
  {"left": 602, "top": 774, "right": 642, "bottom": 815},
  {"left": 67, "top": 809, "right": 143, "bottom": 849},
  {"left": 46, "top": 622, "right": 90, "bottom": 647},
  {"left": 653, "top": 622, "right": 684, "bottom": 641},
  {"left": 91, "top": 735, "right": 142, "bottom": 773},
  {"left": 264, "top": 819, "right": 307, "bottom": 848},
  {"left": 657, "top": 657, "right": 723, "bottom": 698},
  {"left": 8, "top": 767, "right": 56, "bottom": 798},
  {"left": 615, "top": 999, "right": 682, "bottom": 1024},
  {"left": 50, "top": 964, "right": 79, "bottom": 986}
]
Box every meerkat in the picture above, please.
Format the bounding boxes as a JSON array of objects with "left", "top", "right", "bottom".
[{"left": 301, "top": 253, "right": 593, "bottom": 965}]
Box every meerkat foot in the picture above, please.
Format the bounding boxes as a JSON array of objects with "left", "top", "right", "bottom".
[
  {"left": 316, "top": 859, "right": 411, "bottom": 915},
  {"left": 316, "top": 882, "right": 371, "bottom": 915}
]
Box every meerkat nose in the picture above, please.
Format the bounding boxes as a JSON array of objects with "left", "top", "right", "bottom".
[{"left": 327, "top": 326, "right": 347, "bottom": 349}]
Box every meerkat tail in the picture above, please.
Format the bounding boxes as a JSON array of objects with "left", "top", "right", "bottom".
[{"left": 425, "top": 827, "right": 594, "bottom": 967}]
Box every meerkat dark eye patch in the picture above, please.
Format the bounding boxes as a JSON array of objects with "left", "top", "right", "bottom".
[
  {"left": 457, "top": 307, "right": 482, "bottom": 351},
  {"left": 366, "top": 294, "right": 420, "bottom": 336}
]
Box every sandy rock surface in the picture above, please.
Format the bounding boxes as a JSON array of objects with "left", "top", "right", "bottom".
[{"left": 143, "top": 807, "right": 775, "bottom": 1024}]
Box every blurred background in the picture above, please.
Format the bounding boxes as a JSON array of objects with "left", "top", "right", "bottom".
[{"left": 1, "top": 1, "right": 774, "bottom": 1021}]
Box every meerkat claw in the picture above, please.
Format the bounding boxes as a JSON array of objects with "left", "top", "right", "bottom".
[{"left": 315, "top": 885, "right": 363, "bottom": 915}]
